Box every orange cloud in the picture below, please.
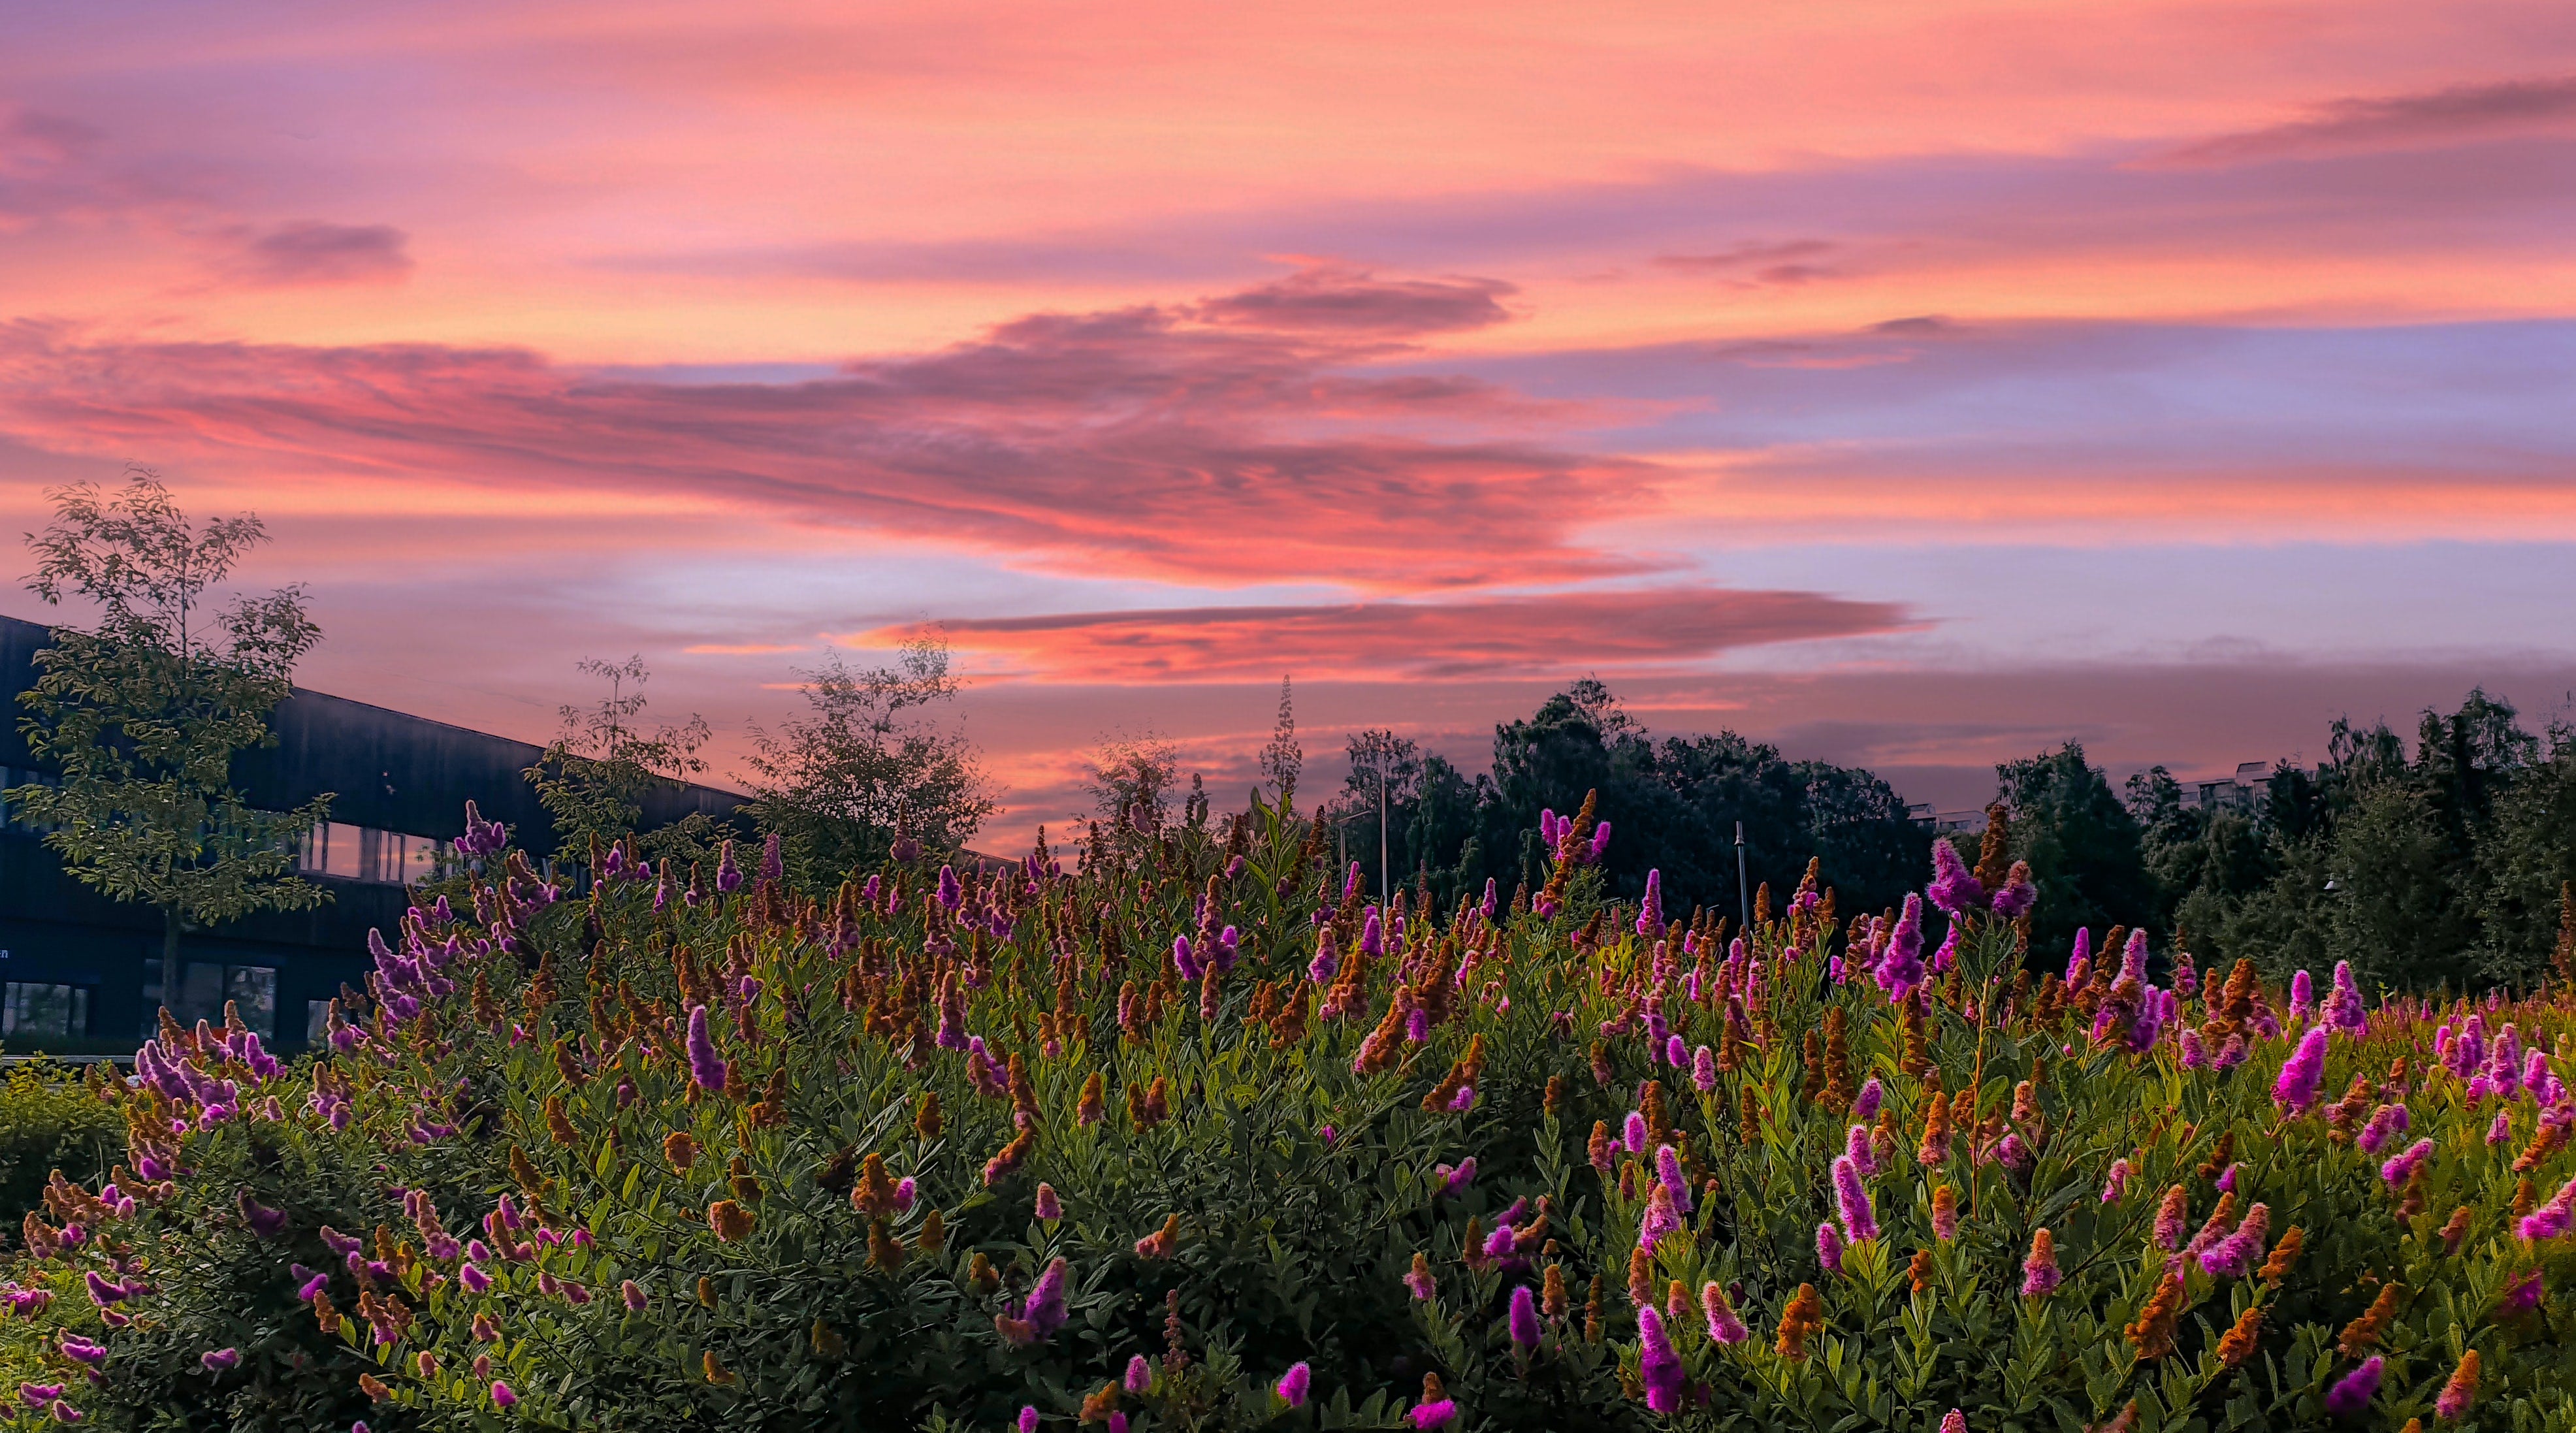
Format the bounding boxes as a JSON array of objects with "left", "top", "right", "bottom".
[
  {"left": 858, "top": 587, "right": 1912, "bottom": 683},
  {"left": 0, "top": 269, "right": 1648, "bottom": 592}
]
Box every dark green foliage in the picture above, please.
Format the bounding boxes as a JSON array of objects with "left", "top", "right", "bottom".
[
  {"left": 0, "top": 1065, "right": 121, "bottom": 1228},
  {"left": 1336, "top": 681, "right": 1931, "bottom": 927},
  {"left": 2133, "top": 689, "right": 2576, "bottom": 990}
]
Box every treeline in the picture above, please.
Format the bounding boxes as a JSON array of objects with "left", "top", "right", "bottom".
[
  {"left": 1325, "top": 679, "right": 1933, "bottom": 929},
  {"left": 1327, "top": 683, "right": 2576, "bottom": 993},
  {"left": 2123, "top": 690, "right": 2576, "bottom": 991}
]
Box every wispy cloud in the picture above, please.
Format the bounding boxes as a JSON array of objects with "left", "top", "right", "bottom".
[
  {"left": 215, "top": 220, "right": 414, "bottom": 287},
  {"left": 1189, "top": 265, "right": 1515, "bottom": 333},
  {"left": 858, "top": 587, "right": 1912, "bottom": 683},
  {"left": 2146, "top": 75, "right": 2576, "bottom": 168},
  {"left": 0, "top": 266, "right": 1652, "bottom": 590}
]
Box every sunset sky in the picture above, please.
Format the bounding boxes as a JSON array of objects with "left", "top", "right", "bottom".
[{"left": 6, "top": 0, "right": 2575, "bottom": 846}]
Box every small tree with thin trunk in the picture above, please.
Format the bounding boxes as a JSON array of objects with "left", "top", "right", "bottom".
[
  {"left": 740, "top": 635, "right": 994, "bottom": 886},
  {"left": 7, "top": 466, "right": 331, "bottom": 980}
]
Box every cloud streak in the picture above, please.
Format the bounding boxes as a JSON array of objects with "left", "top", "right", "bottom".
[
  {"left": 217, "top": 221, "right": 413, "bottom": 287},
  {"left": 2149, "top": 75, "right": 2576, "bottom": 168},
  {"left": 861, "top": 587, "right": 1912, "bottom": 683},
  {"left": 0, "top": 265, "right": 1650, "bottom": 590}
]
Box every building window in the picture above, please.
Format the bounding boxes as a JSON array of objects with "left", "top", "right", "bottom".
[
  {"left": 140, "top": 961, "right": 277, "bottom": 1039},
  {"left": 307, "top": 1000, "right": 335, "bottom": 1044},
  {"left": 299, "top": 821, "right": 442, "bottom": 885},
  {"left": 228, "top": 966, "right": 278, "bottom": 1039},
  {"left": 3, "top": 982, "right": 90, "bottom": 1040}
]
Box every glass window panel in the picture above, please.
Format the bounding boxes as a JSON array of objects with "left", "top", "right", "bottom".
[
  {"left": 3, "top": 982, "right": 86, "bottom": 1039},
  {"left": 306, "top": 1000, "right": 334, "bottom": 1044},
  {"left": 172, "top": 961, "right": 226, "bottom": 1025},
  {"left": 400, "top": 833, "right": 439, "bottom": 886},
  {"left": 226, "top": 967, "right": 278, "bottom": 1039},
  {"left": 310, "top": 822, "right": 365, "bottom": 880}
]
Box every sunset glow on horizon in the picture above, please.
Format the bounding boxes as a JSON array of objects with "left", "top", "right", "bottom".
[{"left": 7, "top": 0, "right": 2576, "bottom": 846}]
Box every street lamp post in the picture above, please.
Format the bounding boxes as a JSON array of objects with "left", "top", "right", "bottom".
[{"left": 1735, "top": 820, "right": 1750, "bottom": 933}]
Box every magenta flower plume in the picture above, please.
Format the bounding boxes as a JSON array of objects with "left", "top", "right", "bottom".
[
  {"left": 1816, "top": 1220, "right": 1845, "bottom": 1274},
  {"left": 1018, "top": 1257, "right": 1069, "bottom": 1340},
  {"left": 2101, "top": 1159, "right": 2131, "bottom": 1204},
  {"left": 492, "top": 1382, "right": 519, "bottom": 1408},
  {"left": 1508, "top": 1285, "right": 1541, "bottom": 1350},
  {"left": 2379, "top": 1138, "right": 2434, "bottom": 1188},
  {"left": 2502, "top": 1270, "right": 2543, "bottom": 1313},
  {"left": 1125, "top": 1355, "right": 1153, "bottom": 1394},
  {"left": 1636, "top": 869, "right": 1665, "bottom": 937},
  {"left": 1018, "top": 1407, "right": 1038, "bottom": 1433},
  {"left": 1623, "top": 1111, "right": 1649, "bottom": 1153},
  {"left": 2272, "top": 1027, "right": 2330, "bottom": 1113},
  {"left": 1854, "top": 1077, "right": 1884, "bottom": 1122},
  {"left": 2357, "top": 1104, "right": 2409, "bottom": 1156},
  {"left": 1990, "top": 860, "right": 2035, "bottom": 918},
  {"left": 1636, "top": 1304, "right": 1684, "bottom": 1413},
  {"left": 684, "top": 1005, "right": 728, "bottom": 1092},
  {"left": 2324, "top": 1357, "right": 2382, "bottom": 1419},
  {"left": 2020, "top": 1229, "right": 2061, "bottom": 1298},
  {"left": 1413, "top": 1398, "right": 1460, "bottom": 1430},
  {"left": 1639, "top": 1184, "right": 1685, "bottom": 1252},
  {"left": 1941, "top": 1413, "right": 1967, "bottom": 1433},
  {"left": 199, "top": 1349, "right": 240, "bottom": 1374},
  {"left": 1702, "top": 1282, "right": 1749, "bottom": 1344},
  {"left": 1927, "top": 840, "right": 1984, "bottom": 918},
  {"left": 1656, "top": 1145, "right": 1693, "bottom": 1213},
  {"left": 714, "top": 840, "right": 742, "bottom": 894},
  {"left": 2290, "top": 969, "right": 2315, "bottom": 1018},
  {"left": 1831, "top": 1155, "right": 1879, "bottom": 1242},
  {"left": 1692, "top": 1044, "right": 1717, "bottom": 1093},
  {"left": 1875, "top": 895, "right": 1925, "bottom": 999},
  {"left": 1308, "top": 924, "right": 1339, "bottom": 984},
  {"left": 2519, "top": 1176, "right": 2576, "bottom": 1242},
  {"left": 1277, "top": 1362, "right": 1312, "bottom": 1408},
  {"left": 2198, "top": 1203, "right": 2270, "bottom": 1280}
]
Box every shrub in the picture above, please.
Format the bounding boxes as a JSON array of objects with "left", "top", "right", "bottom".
[
  {"left": 0, "top": 1062, "right": 121, "bottom": 1227},
  {"left": 6, "top": 810, "right": 2576, "bottom": 1432}
]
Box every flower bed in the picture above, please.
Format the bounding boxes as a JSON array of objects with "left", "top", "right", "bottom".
[{"left": 5, "top": 801, "right": 2573, "bottom": 1431}]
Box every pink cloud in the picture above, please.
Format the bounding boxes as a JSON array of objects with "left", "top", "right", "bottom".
[
  {"left": 1650, "top": 240, "right": 1843, "bottom": 287},
  {"left": 2146, "top": 75, "right": 2576, "bottom": 168},
  {"left": 1189, "top": 265, "right": 1515, "bottom": 333},
  {"left": 0, "top": 268, "right": 1651, "bottom": 591},
  {"left": 860, "top": 586, "right": 1911, "bottom": 683},
  {"left": 217, "top": 221, "right": 413, "bottom": 287}
]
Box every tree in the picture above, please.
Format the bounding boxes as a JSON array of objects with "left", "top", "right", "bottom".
[
  {"left": 525, "top": 656, "right": 719, "bottom": 867},
  {"left": 1084, "top": 733, "right": 1180, "bottom": 856},
  {"left": 741, "top": 636, "right": 995, "bottom": 887},
  {"left": 7, "top": 468, "right": 331, "bottom": 976},
  {"left": 1337, "top": 729, "right": 1423, "bottom": 900},
  {"left": 1259, "top": 676, "right": 1302, "bottom": 804},
  {"left": 1994, "top": 742, "right": 2157, "bottom": 955},
  {"left": 2473, "top": 722, "right": 2576, "bottom": 988}
]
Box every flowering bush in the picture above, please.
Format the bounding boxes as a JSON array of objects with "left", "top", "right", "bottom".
[
  {"left": 1, "top": 1065, "right": 121, "bottom": 1229},
  {"left": 6, "top": 803, "right": 2576, "bottom": 1432}
]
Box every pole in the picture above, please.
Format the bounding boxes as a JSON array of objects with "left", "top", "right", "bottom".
[
  {"left": 1735, "top": 820, "right": 1750, "bottom": 934},
  {"left": 1377, "top": 744, "right": 1390, "bottom": 909}
]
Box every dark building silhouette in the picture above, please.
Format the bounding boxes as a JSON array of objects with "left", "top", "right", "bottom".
[{"left": 1, "top": 613, "right": 741, "bottom": 1051}]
